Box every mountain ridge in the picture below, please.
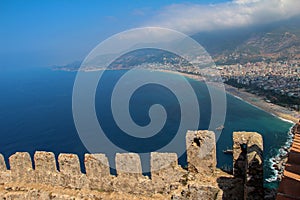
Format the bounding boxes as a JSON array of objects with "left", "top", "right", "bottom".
[
  {"left": 54, "top": 17, "right": 300, "bottom": 70},
  {"left": 193, "top": 16, "right": 300, "bottom": 64}
]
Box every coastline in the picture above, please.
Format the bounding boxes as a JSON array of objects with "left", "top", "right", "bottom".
[
  {"left": 60, "top": 66, "right": 299, "bottom": 124},
  {"left": 223, "top": 84, "right": 299, "bottom": 124},
  {"left": 267, "top": 125, "right": 294, "bottom": 183},
  {"left": 162, "top": 70, "right": 299, "bottom": 124},
  {"left": 168, "top": 70, "right": 299, "bottom": 186},
  {"left": 56, "top": 66, "right": 300, "bottom": 124},
  {"left": 56, "top": 67, "right": 298, "bottom": 186},
  {"left": 276, "top": 122, "right": 300, "bottom": 199}
]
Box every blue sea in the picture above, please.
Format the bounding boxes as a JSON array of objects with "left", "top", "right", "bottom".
[{"left": 0, "top": 67, "right": 293, "bottom": 188}]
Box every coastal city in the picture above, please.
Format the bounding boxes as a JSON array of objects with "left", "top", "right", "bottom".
[
  {"left": 218, "top": 60, "right": 300, "bottom": 102},
  {"left": 129, "top": 56, "right": 300, "bottom": 110}
]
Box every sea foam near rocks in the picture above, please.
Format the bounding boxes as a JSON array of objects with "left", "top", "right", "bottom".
[{"left": 266, "top": 125, "right": 294, "bottom": 183}]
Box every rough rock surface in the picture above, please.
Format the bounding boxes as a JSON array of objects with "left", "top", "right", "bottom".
[
  {"left": 233, "top": 131, "right": 264, "bottom": 200},
  {"left": 0, "top": 130, "right": 265, "bottom": 199},
  {"left": 151, "top": 152, "right": 186, "bottom": 194},
  {"left": 0, "top": 183, "right": 166, "bottom": 200},
  {"left": 115, "top": 153, "right": 142, "bottom": 176},
  {"left": 186, "top": 130, "right": 216, "bottom": 174}
]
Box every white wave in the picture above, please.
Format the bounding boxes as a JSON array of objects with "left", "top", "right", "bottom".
[
  {"left": 266, "top": 176, "right": 278, "bottom": 183},
  {"left": 278, "top": 117, "right": 295, "bottom": 124},
  {"left": 266, "top": 125, "right": 295, "bottom": 183},
  {"left": 233, "top": 95, "right": 243, "bottom": 101},
  {"left": 266, "top": 157, "right": 279, "bottom": 182}
]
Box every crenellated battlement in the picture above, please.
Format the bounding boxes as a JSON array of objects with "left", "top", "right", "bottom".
[
  {"left": 0, "top": 130, "right": 264, "bottom": 200},
  {"left": 0, "top": 130, "right": 218, "bottom": 196}
]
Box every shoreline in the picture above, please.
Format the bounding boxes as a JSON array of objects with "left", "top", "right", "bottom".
[
  {"left": 56, "top": 67, "right": 300, "bottom": 124},
  {"left": 169, "top": 70, "right": 299, "bottom": 187},
  {"left": 267, "top": 125, "right": 294, "bottom": 183},
  {"left": 58, "top": 66, "right": 300, "bottom": 124},
  {"left": 162, "top": 70, "right": 299, "bottom": 124},
  {"left": 57, "top": 67, "right": 299, "bottom": 186},
  {"left": 223, "top": 84, "right": 299, "bottom": 124},
  {"left": 276, "top": 123, "right": 300, "bottom": 198}
]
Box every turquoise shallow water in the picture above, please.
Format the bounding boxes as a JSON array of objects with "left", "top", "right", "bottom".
[{"left": 0, "top": 67, "right": 292, "bottom": 188}]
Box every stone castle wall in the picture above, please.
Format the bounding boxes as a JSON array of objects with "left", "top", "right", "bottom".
[
  {"left": 0, "top": 130, "right": 219, "bottom": 199},
  {"left": 0, "top": 130, "right": 264, "bottom": 199}
]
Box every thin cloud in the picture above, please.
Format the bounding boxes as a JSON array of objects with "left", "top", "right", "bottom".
[
  {"left": 132, "top": 9, "right": 147, "bottom": 16},
  {"left": 147, "top": 0, "right": 300, "bottom": 34}
]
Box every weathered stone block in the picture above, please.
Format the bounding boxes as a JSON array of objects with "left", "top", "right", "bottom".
[
  {"left": 233, "top": 131, "right": 264, "bottom": 200},
  {"left": 0, "top": 153, "right": 6, "bottom": 171},
  {"left": 115, "top": 153, "right": 142, "bottom": 176},
  {"left": 151, "top": 152, "right": 178, "bottom": 172},
  {"left": 186, "top": 130, "right": 216, "bottom": 174},
  {"left": 0, "top": 153, "right": 10, "bottom": 184},
  {"left": 151, "top": 152, "right": 186, "bottom": 194},
  {"left": 58, "top": 153, "right": 87, "bottom": 189},
  {"left": 85, "top": 153, "right": 110, "bottom": 178},
  {"left": 34, "top": 151, "right": 59, "bottom": 185},
  {"left": 9, "top": 152, "right": 33, "bottom": 183},
  {"left": 85, "top": 153, "right": 112, "bottom": 191},
  {"left": 34, "top": 151, "right": 57, "bottom": 172},
  {"left": 114, "top": 153, "right": 150, "bottom": 194},
  {"left": 58, "top": 153, "right": 81, "bottom": 175}
]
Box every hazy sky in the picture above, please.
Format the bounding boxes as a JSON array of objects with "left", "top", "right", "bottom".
[{"left": 1, "top": 0, "right": 299, "bottom": 68}]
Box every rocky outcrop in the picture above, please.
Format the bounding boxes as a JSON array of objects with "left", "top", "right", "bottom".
[{"left": 276, "top": 122, "right": 300, "bottom": 200}]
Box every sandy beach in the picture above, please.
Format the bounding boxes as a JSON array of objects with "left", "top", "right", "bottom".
[
  {"left": 224, "top": 85, "right": 299, "bottom": 124},
  {"left": 161, "top": 70, "right": 300, "bottom": 124}
]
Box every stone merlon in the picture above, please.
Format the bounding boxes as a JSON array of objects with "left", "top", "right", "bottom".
[{"left": 186, "top": 130, "right": 217, "bottom": 174}]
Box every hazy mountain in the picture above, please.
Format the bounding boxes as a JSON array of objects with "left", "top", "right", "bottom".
[
  {"left": 193, "top": 16, "right": 300, "bottom": 64},
  {"left": 55, "top": 17, "right": 300, "bottom": 70}
]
